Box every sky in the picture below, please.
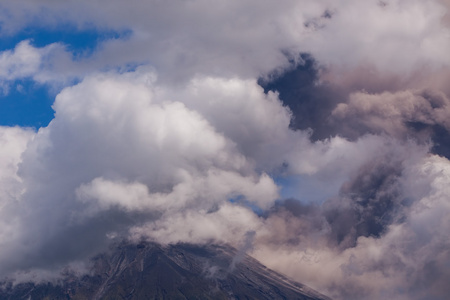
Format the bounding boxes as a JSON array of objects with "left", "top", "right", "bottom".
[{"left": 0, "top": 1, "right": 450, "bottom": 299}]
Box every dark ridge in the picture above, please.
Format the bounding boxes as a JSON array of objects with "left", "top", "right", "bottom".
[{"left": 0, "top": 241, "right": 331, "bottom": 300}]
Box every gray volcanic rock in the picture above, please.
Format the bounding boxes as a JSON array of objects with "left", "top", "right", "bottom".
[{"left": 0, "top": 242, "right": 331, "bottom": 300}]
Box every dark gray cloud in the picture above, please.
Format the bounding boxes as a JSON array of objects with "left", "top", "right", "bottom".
[
  {"left": 254, "top": 152, "right": 450, "bottom": 300},
  {"left": 258, "top": 54, "right": 347, "bottom": 140},
  {"left": 264, "top": 152, "right": 405, "bottom": 250},
  {"left": 325, "top": 158, "right": 404, "bottom": 248},
  {"left": 332, "top": 89, "right": 450, "bottom": 157},
  {"left": 260, "top": 56, "right": 450, "bottom": 160},
  {"left": 5, "top": 209, "right": 152, "bottom": 275}
]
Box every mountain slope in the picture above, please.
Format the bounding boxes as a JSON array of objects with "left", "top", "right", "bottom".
[{"left": 0, "top": 242, "right": 331, "bottom": 300}]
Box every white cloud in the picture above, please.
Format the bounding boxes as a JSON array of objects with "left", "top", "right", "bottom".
[
  {"left": 0, "top": 70, "right": 288, "bottom": 276},
  {"left": 0, "top": 1, "right": 449, "bottom": 299},
  {"left": 76, "top": 170, "right": 278, "bottom": 213},
  {"left": 0, "top": 40, "right": 74, "bottom": 93},
  {"left": 0, "top": 68, "right": 417, "bottom": 280},
  {"left": 1, "top": 0, "right": 449, "bottom": 81},
  {"left": 0, "top": 41, "right": 42, "bottom": 80},
  {"left": 129, "top": 202, "right": 263, "bottom": 246},
  {"left": 0, "top": 126, "right": 34, "bottom": 264}
]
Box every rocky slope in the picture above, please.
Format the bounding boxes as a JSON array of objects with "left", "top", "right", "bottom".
[{"left": 0, "top": 242, "right": 331, "bottom": 300}]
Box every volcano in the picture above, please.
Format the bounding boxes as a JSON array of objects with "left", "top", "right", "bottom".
[{"left": 0, "top": 242, "right": 331, "bottom": 300}]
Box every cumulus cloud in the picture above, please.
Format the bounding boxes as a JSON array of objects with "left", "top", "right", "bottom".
[
  {"left": 2, "top": 0, "right": 449, "bottom": 82},
  {"left": 0, "top": 39, "right": 81, "bottom": 94},
  {"left": 0, "top": 41, "right": 44, "bottom": 81},
  {"left": 0, "top": 126, "right": 34, "bottom": 240},
  {"left": 0, "top": 70, "right": 288, "bottom": 276},
  {"left": 0, "top": 1, "right": 449, "bottom": 300},
  {"left": 0, "top": 67, "right": 422, "bottom": 282}
]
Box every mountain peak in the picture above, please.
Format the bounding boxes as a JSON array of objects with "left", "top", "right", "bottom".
[{"left": 1, "top": 242, "right": 331, "bottom": 300}]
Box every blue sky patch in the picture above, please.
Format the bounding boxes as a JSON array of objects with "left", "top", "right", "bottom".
[
  {"left": 275, "top": 175, "right": 340, "bottom": 204},
  {"left": 0, "top": 26, "right": 131, "bottom": 128},
  {"left": 0, "top": 79, "right": 54, "bottom": 128},
  {"left": 228, "top": 195, "right": 265, "bottom": 216},
  {"left": 0, "top": 25, "right": 131, "bottom": 56}
]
